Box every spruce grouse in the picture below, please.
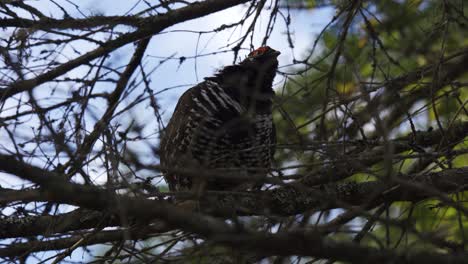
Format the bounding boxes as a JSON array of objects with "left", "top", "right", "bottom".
[{"left": 160, "top": 46, "right": 280, "bottom": 192}]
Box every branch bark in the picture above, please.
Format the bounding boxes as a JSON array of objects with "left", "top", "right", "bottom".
[{"left": 0, "top": 0, "right": 250, "bottom": 101}]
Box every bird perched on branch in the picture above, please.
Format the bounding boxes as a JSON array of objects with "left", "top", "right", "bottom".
[{"left": 160, "top": 46, "right": 280, "bottom": 193}]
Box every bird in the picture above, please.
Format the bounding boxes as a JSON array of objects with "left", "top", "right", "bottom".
[{"left": 160, "top": 46, "right": 280, "bottom": 193}]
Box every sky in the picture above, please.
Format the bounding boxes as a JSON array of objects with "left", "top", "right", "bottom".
[
  {"left": 0, "top": 0, "right": 335, "bottom": 262},
  {"left": 0, "top": 0, "right": 335, "bottom": 181},
  {"left": 22, "top": 0, "right": 334, "bottom": 116},
  {"left": 0, "top": 0, "right": 335, "bottom": 167}
]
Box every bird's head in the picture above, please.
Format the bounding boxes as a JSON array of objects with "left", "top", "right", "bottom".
[
  {"left": 241, "top": 46, "right": 280, "bottom": 77},
  {"left": 244, "top": 46, "right": 281, "bottom": 64},
  {"left": 206, "top": 46, "right": 280, "bottom": 108},
  {"left": 239, "top": 46, "right": 280, "bottom": 103}
]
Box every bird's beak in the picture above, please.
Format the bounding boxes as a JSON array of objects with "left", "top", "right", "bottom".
[{"left": 272, "top": 50, "right": 281, "bottom": 57}]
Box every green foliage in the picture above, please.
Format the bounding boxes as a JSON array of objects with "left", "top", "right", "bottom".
[{"left": 276, "top": 0, "right": 468, "bottom": 252}]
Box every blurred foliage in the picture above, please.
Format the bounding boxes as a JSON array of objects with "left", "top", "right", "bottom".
[{"left": 276, "top": 0, "right": 468, "bottom": 252}]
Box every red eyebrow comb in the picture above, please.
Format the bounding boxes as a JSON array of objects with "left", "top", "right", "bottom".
[{"left": 248, "top": 46, "right": 271, "bottom": 57}]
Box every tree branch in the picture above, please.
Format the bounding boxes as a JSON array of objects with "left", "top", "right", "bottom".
[{"left": 0, "top": 0, "right": 250, "bottom": 101}]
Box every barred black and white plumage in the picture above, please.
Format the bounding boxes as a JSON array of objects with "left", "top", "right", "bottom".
[{"left": 160, "top": 46, "right": 280, "bottom": 191}]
